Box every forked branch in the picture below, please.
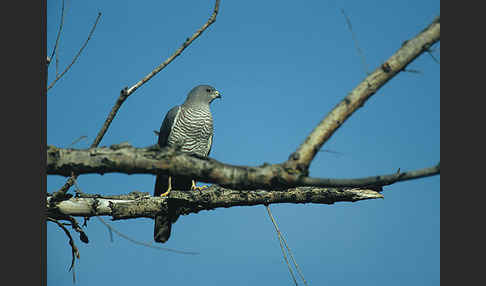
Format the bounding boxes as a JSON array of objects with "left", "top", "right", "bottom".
[
  {"left": 47, "top": 144, "right": 440, "bottom": 190},
  {"left": 285, "top": 16, "right": 440, "bottom": 173}
]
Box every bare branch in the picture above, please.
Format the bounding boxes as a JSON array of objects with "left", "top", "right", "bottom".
[
  {"left": 51, "top": 191, "right": 198, "bottom": 254},
  {"left": 47, "top": 12, "right": 102, "bottom": 91},
  {"left": 54, "top": 215, "right": 90, "bottom": 244},
  {"left": 285, "top": 15, "right": 440, "bottom": 173},
  {"left": 427, "top": 48, "right": 440, "bottom": 64},
  {"left": 403, "top": 68, "right": 422, "bottom": 74},
  {"left": 94, "top": 216, "right": 199, "bottom": 255},
  {"left": 46, "top": 217, "right": 79, "bottom": 281},
  {"left": 88, "top": 0, "right": 221, "bottom": 153},
  {"left": 125, "top": 0, "right": 221, "bottom": 96},
  {"left": 299, "top": 163, "right": 440, "bottom": 188},
  {"left": 48, "top": 0, "right": 65, "bottom": 70},
  {"left": 50, "top": 175, "right": 77, "bottom": 202},
  {"left": 46, "top": 186, "right": 384, "bottom": 220},
  {"left": 266, "top": 205, "right": 307, "bottom": 286},
  {"left": 341, "top": 8, "right": 369, "bottom": 75},
  {"left": 47, "top": 144, "right": 439, "bottom": 189},
  {"left": 68, "top": 135, "right": 87, "bottom": 148}
]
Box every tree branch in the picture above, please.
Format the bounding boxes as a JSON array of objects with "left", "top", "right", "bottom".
[
  {"left": 51, "top": 1, "right": 221, "bottom": 197},
  {"left": 47, "top": 12, "right": 102, "bottom": 91},
  {"left": 47, "top": 186, "right": 384, "bottom": 220},
  {"left": 124, "top": 0, "right": 221, "bottom": 96},
  {"left": 88, "top": 0, "right": 220, "bottom": 155},
  {"left": 285, "top": 15, "right": 440, "bottom": 173},
  {"left": 46, "top": 217, "right": 80, "bottom": 281},
  {"left": 47, "top": 144, "right": 440, "bottom": 189},
  {"left": 48, "top": 0, "right": 65, "bottom": 70},
  {"left": 266, "top": 205, "right": 307, "bottom": 286},
  {"left": 341, "top": 8, "right": 369, "bottom": 75}
]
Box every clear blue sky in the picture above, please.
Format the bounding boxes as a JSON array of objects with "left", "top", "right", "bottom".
[{"left": 47, "top": 1, "right": 440, "bottom": 285}]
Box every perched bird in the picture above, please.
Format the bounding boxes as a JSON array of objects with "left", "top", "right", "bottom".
[{"left": 153, "top": 84, "right": 221, "bottom": 243}]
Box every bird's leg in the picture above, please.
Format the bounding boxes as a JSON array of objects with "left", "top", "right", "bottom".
[
  {"left": 191, "top": 180, "right": 208, "bottom": 193},
  {"left": 159, "top": 176, "right": 172, "bottom": 197}
]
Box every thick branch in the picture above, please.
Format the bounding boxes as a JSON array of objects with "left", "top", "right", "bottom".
[
  {"left": 47, "top": 144, "right": 439, "bottom": 189},
  {"left": 47, "top": 186, "right": 384, "bottom": 220},
  {"left": 285, "top": 15, "right": 440, "bottom": 172}
]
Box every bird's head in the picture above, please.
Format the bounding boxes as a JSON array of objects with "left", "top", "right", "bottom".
[{"left": 184, "top": 85, "right": 222, "bottom": 106}]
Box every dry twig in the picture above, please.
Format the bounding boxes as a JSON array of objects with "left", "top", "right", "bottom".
[
  {"left": 341, "top": 8, "right": 369, "bottom": 75},
  {"left": 47, "top": 12, "right": 102, "bottom": 91},
  {"left": 47, "top": 217, "right": 80, "bottom": 283},
  {"left": 266, "top": 205, "right": 308, "bottom": 286},
  {"left": 95, "top": 216, "right": 199, "bottom": 255},
  {"left": 48, "top": 0, "right": 65, "bottom": 72}
]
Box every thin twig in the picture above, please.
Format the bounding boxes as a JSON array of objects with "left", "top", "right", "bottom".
[
  {"left": 341, "top": 9, "right": 369, "bottom": 75},
  {"left": 319, "top": 149, "right": 344, "bottom": 157},
  {"left": 427, "top": 50, "right": 440, "bottom": 64},
  {"left": 266, "top": 205, "right": 308, "bottom": 286},
  {"left": 300, "top": 162, "right": 440, "bottom": 188},
  {"left": 68, "top": 136, "right": 87, "bottom": 148},
  {"left": 47, "top": 12, "right": 102, "bottom": 91},
  {"left": 266, "top": 206, "right": 298, "bottom": 286},
  {"left": 403, "top": 68, "right": 422, "bottom": 74},
  {"left": 50, "top": 175, "right": 77, "bottom": 202},
  {"left": 65, "top": 216, "right": 89, "bottom": 243},
  {"left": 95, "top": 216, "right": 199, "bottom": 255},
  {"left": 124, "top": 0, "right": 221, "bottom": 96},
  {"left": 48, "top": 0, "right": 65, "bottom": 69},
  {"left": 47, "top": 217, "right": 79, "bottom": 282}
]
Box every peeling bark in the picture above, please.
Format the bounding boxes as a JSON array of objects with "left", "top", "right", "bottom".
[
  {"left": 47, "top": 144, "right": 439, "bottom": 190},
  {"left": 47, "top": 186, "right": 384, "bottom": 220}
]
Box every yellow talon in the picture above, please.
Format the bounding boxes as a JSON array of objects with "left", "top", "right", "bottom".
[
  {"left": 191, "top": 180, "right": 208, "bottom": 192},
  {"left": 160, "top": 176, "right": 172, "bottom": 197}
]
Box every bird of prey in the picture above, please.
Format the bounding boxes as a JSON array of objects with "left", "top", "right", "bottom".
[{"left": 153, "top": 85, "right": 221, "bottom": 243}]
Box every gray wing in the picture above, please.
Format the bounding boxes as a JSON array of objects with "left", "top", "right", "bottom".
[
  {"left": 206, "top": 133, "right": 214, "bottom": 157},
  {"left": 153, "top": 105, "right": 189, "bottom": 243},
  {"left": 158, "top": 105, "right": 180, "bottom": 147}
]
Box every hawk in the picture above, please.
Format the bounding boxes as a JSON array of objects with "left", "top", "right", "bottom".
[{"left": 153, "top": 85, "right": 221, "bottom": 243}]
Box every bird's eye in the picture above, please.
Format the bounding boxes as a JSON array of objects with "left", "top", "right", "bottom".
[{"left": 206, "top": 88, "right": 211, "bottom": 93}]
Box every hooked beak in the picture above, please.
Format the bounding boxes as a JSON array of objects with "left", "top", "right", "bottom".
[{"left": 214, "top": 90, "right": 222, "bottom": 99}]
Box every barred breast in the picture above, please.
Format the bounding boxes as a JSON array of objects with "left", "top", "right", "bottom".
[{"left": 167, "top": 105, "right": 214, "bottom": 157}]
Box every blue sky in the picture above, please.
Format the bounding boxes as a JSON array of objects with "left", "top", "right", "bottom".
[{"left": 47, "top": 1, "right": 440, "bottom": 285}]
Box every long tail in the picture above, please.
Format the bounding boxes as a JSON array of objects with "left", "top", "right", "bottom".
[
  {"left": 154, "top": 174, "right": 171, "bottom": 243},
  {"left": 154, "top": 212, "right": 171, "bottom": 243},
  {"left": 153, "top": 174, "right": 192, "bottom": 243}
]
